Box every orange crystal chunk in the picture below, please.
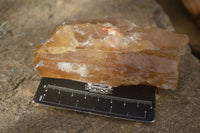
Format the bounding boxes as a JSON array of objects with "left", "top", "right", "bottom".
[{"left": 33, "top": 18, "right": 189, "bottom": 89}]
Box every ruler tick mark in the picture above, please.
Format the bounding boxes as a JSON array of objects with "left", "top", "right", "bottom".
[
  {"left": 39, "top": 95, "right": 43, "bottom": 101},
  {"left": 127, "top": 112, "right": 129, "bottom": 116},
  {"left": 110, "top": 106, "right": 112, "bottom": 113},
  {"left": 75, "top": 100, "right": 79, "bottom": 107}
]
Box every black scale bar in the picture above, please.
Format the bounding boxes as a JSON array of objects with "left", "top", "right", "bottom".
[{"left": 33, "top": 78, "right": 156, "bottom": 122}]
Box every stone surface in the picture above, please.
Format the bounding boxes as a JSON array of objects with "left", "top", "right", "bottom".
[
  {"left": 33, "top": 18, "right": 188, "bottom": 89},
  {"left": 0, "top": 0, "right": 200, "bottom": 132}
]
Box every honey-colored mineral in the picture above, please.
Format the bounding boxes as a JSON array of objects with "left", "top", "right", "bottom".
[{"left": 33, "top": 18, "right": 189, "bottom": 89}]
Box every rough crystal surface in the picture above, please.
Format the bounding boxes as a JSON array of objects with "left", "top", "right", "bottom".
[{"left": 33, "top": 18, "right": 189, "bottom": 89}]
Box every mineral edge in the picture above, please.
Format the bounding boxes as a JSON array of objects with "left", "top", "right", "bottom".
[{"left": 33, "top": 18, "right": 189, "bottom": 89}]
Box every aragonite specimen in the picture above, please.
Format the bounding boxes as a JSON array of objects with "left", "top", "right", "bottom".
[{"left": 33, "top": 18, "right": 189, "bottom": 89}]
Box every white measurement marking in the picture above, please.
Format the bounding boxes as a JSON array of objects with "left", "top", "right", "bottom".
[
  {"left": 71, "top": 93, "right": 73, "bottom": 97},
  {"left": 75, "top": 100, "right": 79, "bottom": 107},
  {"left": 39, "top": 95, "right": 43, "bottom": 101},
  {"left": 42, "top": 99, "right": 148, "bottom": 120},
  {"left": 44, "top": 85, "right": 46, "bottom": 88},
  {"left": 48, "top": 84, "right": 152, "bottom": 106},
  {"left": 127, "top": 112, "right": 129, "bottom": 116},
  {"left": 110, "top": 106, "right": 112, "bottom": 113},
  {"left": 45, "top": 89, "right": 47, "bottom": 92},
  {"left": 44, "top": 84, "right": 152, "bottom": 120},
  {"left": 84, "top": 95, "right": 87, "bottom": 99}
]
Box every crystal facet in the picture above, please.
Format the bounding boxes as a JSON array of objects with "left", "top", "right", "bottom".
[{"left": 33, "top": 18, "right": 189, "bottom": 89}]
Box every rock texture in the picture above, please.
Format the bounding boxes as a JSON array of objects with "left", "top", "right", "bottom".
[
  {"left": 0, "top": 0, "right": 200, "bottom": 132},
  {"left": 33, "top": 18, "right": 188, "bottom": 89}
]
